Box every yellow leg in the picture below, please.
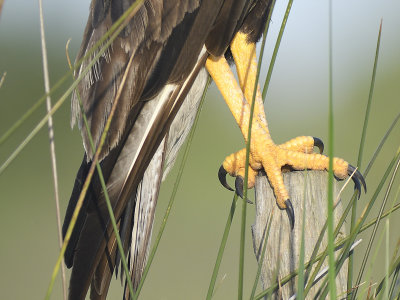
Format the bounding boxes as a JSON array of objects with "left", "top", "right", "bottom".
[
  {"left": 205, "top": 55, "right": 270, "bottom": 142},
  {"left": 206, "top": 32, "right": 366, "bottom": 228},
  {"left": 230, "top": 33, "right": 267, "bottom": 125}
]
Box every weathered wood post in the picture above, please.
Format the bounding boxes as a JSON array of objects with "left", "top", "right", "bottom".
[{"left": 252, "top": 171, "right": 348, "bottom": 299}]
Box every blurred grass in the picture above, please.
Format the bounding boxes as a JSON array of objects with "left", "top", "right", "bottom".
[{"left": 1, "top": 1, "right": 400, "bottom": 299}]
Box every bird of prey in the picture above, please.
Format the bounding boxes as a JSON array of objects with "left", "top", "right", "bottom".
[{"left": 62, "top": 0, "right": 366, "bottom": 299}]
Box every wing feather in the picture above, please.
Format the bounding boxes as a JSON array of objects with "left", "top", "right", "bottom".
[{"left": 62, "top": 1, "right": 271, "bottom": 299}]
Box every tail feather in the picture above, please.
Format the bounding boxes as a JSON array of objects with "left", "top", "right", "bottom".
[
  {"left": 64, "top": 50, "right": 207, "bottom": 300},
  {"left": 62, "top": 156, "right": 91, "bottom": 268}
]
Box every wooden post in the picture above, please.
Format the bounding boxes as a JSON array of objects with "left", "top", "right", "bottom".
[{"left": 251, "top": 171, "right": 348, "bottom": 299}]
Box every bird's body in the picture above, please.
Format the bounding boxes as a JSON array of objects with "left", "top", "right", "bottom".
[
  {"left": 63, "top": 1, "right": 272, "bottom": 299},
  {"left": 63, "top": 1, "right": 366, "bottom": 299}
]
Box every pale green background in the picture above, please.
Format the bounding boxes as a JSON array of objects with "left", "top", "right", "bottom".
[{"left": 0, "top": 1, "right": 399, "bottom": 299}]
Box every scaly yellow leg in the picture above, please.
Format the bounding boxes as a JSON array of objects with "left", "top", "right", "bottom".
[
  {"left": 206, "top": 32, "right": 366, "bottom": 228},
  {"left": 230, "top": 32, "right": 267, "bottom": 125}
]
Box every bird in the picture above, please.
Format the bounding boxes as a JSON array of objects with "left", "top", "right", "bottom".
[{"left": 62, "top": 0, "right": 366, "bottom": 299}]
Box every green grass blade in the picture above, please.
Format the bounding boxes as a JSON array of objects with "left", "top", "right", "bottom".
[
  {"left": 385, "top": 220, "right": 390, "bottom": 299},
  {"left": 256, "top": 191, "right": 399, "bottom": 299},
  {"left": 67, "top": 43, "right": 138, "bottom": 298},
  {"left": 45, "top": 2, "right": 145, "bottom": 298},
  {"left": 316, "top": 145, "right": 400, "bottom": 299},
  {"left": 364, "top": 111, "right": 400, "bottom": 177},
  {"left": 0, "top": 75, "right": 77, "bottom": 175},
  {"left": 239, "top": 0, "right": 280, "bottom": 296},
  {"left": 348, "top": 20, "right": 383, "bottom": 299},
  {"left": 303, "top": 193, "right": 356, "bottom": 297},
  {"left": 92, "top": 137, "right": 136, "bottom": 299},
  {"left": 303, "top": 151, "right": 389, "bottom": 298},
  {"left": 0, "top": 0, "right": 144, "bottom": 175},
  {"left": 307, "top": 147, "right": 399, "bottom": 298},
  {"left": 376, "top": 249, "right": 400, "bottom": 296},
  {"left": 352, "top": 149, "right": 400, "bottom": 298},
  {"left": 73, "top": 84, "right": 135, "bottom": 299},
  {"left": 38, "top": 1, "right": 66, "bottom": 298},
  {"left": 388, "top": 207, "right": 400, "bottom": 298},
  {"left": 0, "top": 72, "right": 6, "bottom": 88},
  {"left": 388, "top": 261, "right": 400, "bottom": 298},
  {"left": 206, "top": 194, "right": 239, "bottom": 300},
  {"left": 357, "top": 20, "right": 382, "bottom": 168},
  {"left": 46, "top": 49, "right": 135, "bottom": 300},
  {"left": 359, "top": 216, "right": 387, "bottom": 299},
  {"left": 237, "top": 192, "right": 247, "bottom": 300},
  {"left": 76, "top": 89, "right": 137, "bottom": 297},
  {"left": 253, "top": 237, "right": 361, "bottom": 299},
  {"left": 297, "top": 170, "right": 308, "bottom": 299},
  {"left": 303, "top": 185, "right": 359, "bottom": 295},
  {"left": 0, "top": 73, "right": 68, "bottom": 147},
  {"left": 249, "top": 210, "right": 274, "bottom": 300},
  {"left": 237, "top": 2, "right": 276, "bottom": 297},
  {"left": 327, "top": 0, "right": 336, "bottom": 297},
  {"left": 361, "top": 203, "right": 400, "bottom": 233},
  {"left": 262, "top": 0, "right": 293, "bottom": 101},
  {"left": 363, "top": 179, "right": 400, "bottom": 298},
  {"left": 356, "top": 19, "right": 382, "bottom": 170}
]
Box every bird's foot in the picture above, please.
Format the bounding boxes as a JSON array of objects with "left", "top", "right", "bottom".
[{"left": 218, "top": 136, "right": 366, "bottom": 229}]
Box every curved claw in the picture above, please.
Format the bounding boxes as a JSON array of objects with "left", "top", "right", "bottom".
[
  {"left": 234, "top": 176, "right": 253, "bottom": 204},
  {"left": 285, "top": 199, "right": 295, "bottom": 230},
  {"left": 235, "top": 176, "right": 244, "bottom": 198},
  {"left": 348, "top": 164, "right": 367, "bottom": 198},
  {"left": 218, "top": 165, "right": 234, "bottom": 191},
  {"left": 313, "top": 137, "right": 324, "bottom": 154}
]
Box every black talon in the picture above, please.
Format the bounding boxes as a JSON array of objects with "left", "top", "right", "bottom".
[
  {"left": 235, "top": 176, "right": 244, "bottom": 198},
  {"left": 348, "top": 164, "right": 367, "bottom": 197},
  {"left": 313, "top": 137, "right": 324, "bottom": 154},
  {"left": 234, "top": 176, "right": 253, "bottom": 204},
  {"left": 285, "top": 199, "right": 295, "bottom": 230},
  {"left": 218, "top": 165, "right": 234, "bottom": 191}
]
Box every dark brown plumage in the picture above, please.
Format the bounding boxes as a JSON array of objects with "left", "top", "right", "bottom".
[{"left": 62, "top": 1, "right": 272, "bottom": 299}]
